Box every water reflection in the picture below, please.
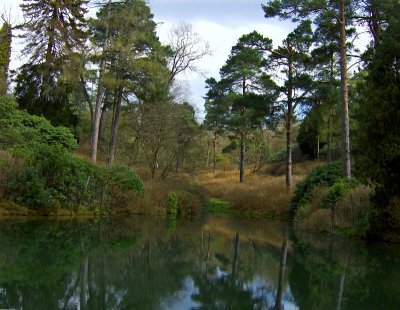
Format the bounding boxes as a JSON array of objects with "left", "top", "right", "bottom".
[{"left": 0, "top": 216, "right": 399, "bottom": 309}]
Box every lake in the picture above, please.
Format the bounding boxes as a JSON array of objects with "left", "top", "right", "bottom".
[{"left": 0, "top": 216, "right": 399, "bottom": 309}]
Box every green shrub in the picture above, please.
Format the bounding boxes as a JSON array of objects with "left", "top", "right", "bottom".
[
  {"left": 3, "top": 144, "right": 99, "bottom": 209},
  {"left": 2, "top": 144, "right": 144, "bottom": 210},
  {"left": 322, "top": 179, "right": 356, "bottom": 208},
  {"left": 101, "top": 165, "right": 144, "bottom": 208},
  {"left": 0, "top": 96, "right": 77, "bottom": 151},
  {"left": 290, "top": 162, "right": 342, "bottom": 216},
  {"left": 103, "top": 166, "right": 144, "bottom": 193}
]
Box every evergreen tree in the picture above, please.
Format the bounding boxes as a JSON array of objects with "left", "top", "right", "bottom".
[
  {"left": 310, "top": 12, "right": 354, "bottom": 162},
  {"left": 203, "top": 77, "right": 230, "bottom": 174},
  {"left": 219, "top": 33, "right": 274, "bottom": 183},
  {"left": 262, "top": 0, "right": 354, "bottom": 179},
  {"left": 355, "top": 16, "right": 400, "bottom": 230},
  {"left": 271, "top": 21, "right": 314, "bottom": 187},
  {"left": 88, "top": 0, "right": 168, "bottom": 163},
  {"left": 16, "top": 0, "right": 88, "bottom": 126}
]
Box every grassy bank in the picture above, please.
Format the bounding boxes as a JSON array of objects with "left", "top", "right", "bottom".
[
  {"left": 0, "top": 151, "right": 319, "bottom": 218},
  {"left": 195, "top": 161, "right": 320, "bottom": 218}
]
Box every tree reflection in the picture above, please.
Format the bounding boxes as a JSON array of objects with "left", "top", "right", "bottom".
[
  {"left": 274, "top": 233, "right": 288, "bottom": 310},
  {"left": 2, "top": 217, "right": 398, "bottom": 310}
]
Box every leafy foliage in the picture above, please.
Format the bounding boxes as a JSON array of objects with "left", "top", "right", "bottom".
[
  {"left": 322, "top": 179, "right": 355, "bottom": 207},
  {"left": 2, "top": 143, "right": 143, "bottom": 210},
  {"left": 0, "top": 96, "right": 78, "bottom": 151},
  {"left": 3, "top": 143, "right": 99, "bottom": 209}
]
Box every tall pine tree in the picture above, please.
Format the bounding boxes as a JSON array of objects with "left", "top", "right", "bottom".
[{"left": 16, "top": 0, "right": 88, "bottom": 126}]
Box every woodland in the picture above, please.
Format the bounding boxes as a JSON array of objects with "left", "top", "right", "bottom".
[{"left": 0, "top": 0, "right": 399, "bottom": 241}]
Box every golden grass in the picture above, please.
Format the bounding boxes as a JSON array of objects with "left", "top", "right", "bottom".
[{"left": 196, "top": 161, "right": 318, "bottom": 216}]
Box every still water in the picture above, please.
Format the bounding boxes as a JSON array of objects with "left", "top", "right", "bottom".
[{"left": 0, "top": 216, "right": 399, "bottom": 310}]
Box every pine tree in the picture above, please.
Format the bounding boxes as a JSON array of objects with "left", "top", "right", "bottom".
[
  {"left": 16, "top": 0, "right": 88, "bottom": 126},
  {"left": 262, "top": 0, "right": 355, "bottom": 179},
  {"left": 219, "top": 33, "right": 272, "bottom": 183},
  {"left": 355, "top": 16, "right": 400, "bottom": 216},
  {"left": 88, "top": 0, "right": 168, "bottom": 163}
]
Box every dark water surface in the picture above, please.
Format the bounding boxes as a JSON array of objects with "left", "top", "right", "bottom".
[{"left": 0, "top": 216, "right": 399, "bottom": 310}]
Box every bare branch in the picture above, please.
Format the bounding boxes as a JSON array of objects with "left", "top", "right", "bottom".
[{"left": 167, "top": 22, "right": 212, "bottom": 85}]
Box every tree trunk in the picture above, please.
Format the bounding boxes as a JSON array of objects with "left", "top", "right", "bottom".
[
  {"left": 98, "top": 105, "right": 108, "bottom": 145},
  {"left": 240, "top": 132, "right": 245, "bottom": 183},
  {"left": 90, "top": 0, "right": 111, "bottom": 162},
  {"left": 239, "top": 77, "right": 246, "bottom": 183},
  {"left": 286, "top": 58, "right": 293, "bottom": 188},
  {"left": 43, "top": 9, "right": 56, "bottom": 89},
  {"left": 327, "top": 50, "right": 334, "bottom": 163},
  {"left": 108, "top": 85, "right": 123, "bottom": 164},
  {"left": 80, "top": 75, "right": 94, "bottom": 130},
  {"left": 339, "top": 0, "right": 352, "bottom": 179},
  {"left": 328, "top": 108, "right": 333, "bottom": 162},
  {"left": 98, "top": 102, "right": 110, "bottom": 142},
  {"left": 213, "top": 131, "right": 217, "bottom": 174}
]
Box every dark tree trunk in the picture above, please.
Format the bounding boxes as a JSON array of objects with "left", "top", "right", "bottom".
[
  {"left": 240, "top": 132, "right": 245, "bottom": 183},
  {"left": 98, "top": 105, "right": 108, "bottom": 144},
  {"left": 108, "top": 85, "right": 123, "bottom": 164}
]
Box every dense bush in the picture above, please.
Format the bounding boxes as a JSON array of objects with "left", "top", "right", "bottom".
[
  {"left": 290, "top": 162, "right": 343, "bottom": 217},
  {"left": 3, "top": 144, "right": 98, "bottom": 209},
  {"left": 1, "top": 144, "right": 144, "bottom": 210},
  {"left": 0, "top": 96, "right": 77, "bottom": 151}
]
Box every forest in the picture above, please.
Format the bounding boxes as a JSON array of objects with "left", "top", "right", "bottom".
[{"left": 0, "top": 0, "right": 399, "bottom": 241}]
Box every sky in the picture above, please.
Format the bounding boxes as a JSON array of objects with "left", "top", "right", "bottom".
[{"left": 0, "top": 0, "right": 296, "bottom": 118}]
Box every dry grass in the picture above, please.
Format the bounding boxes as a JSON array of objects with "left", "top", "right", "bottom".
[{"left": 196, "top": 161, "right": 318, "bottom": 216}]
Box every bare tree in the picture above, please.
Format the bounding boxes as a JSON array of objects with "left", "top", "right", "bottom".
[{"left": 167, "top": 22, "right": 212, "bottom": 85}]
